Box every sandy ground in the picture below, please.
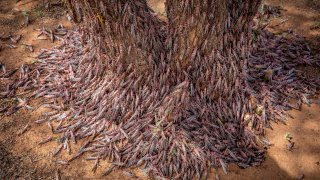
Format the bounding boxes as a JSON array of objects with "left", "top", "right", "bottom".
[{"left": 0, "top": 0, "right": 319, "bottom": 179}]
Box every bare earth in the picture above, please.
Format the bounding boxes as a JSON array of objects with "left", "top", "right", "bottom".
[{"left": 0, "top": 0, "right": 319, "bottom": 179}]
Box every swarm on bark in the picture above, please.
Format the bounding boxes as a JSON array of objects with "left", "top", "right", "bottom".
[{"left": 0, "top": 0, "right": 319, "bottom": 179}]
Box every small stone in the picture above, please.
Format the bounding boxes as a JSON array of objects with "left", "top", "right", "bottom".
[
  {"left": 66, "top": 14, "right": 72, "bottom": 21},
  {"left": 296, "top": 173, "right": 304, "bottom": 180},
  {"left": 287, "top": 141, "right": 295, "bottom": 151}
]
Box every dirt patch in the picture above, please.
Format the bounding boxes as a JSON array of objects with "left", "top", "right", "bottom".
[
  {"left": 266, "top": 0, "right": 320, "bottom": 48},
  {"left": 0, "top": 0, "right": 320, "bottom": 179},
  {"left": 0, "top": 140, "right": 55, "bottom": 179}
]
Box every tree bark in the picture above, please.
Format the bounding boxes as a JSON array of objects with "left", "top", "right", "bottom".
[
  {"left": 68, "top": 0, "right": 166, "bottom": 73},
  {"left": 166, "top": 0, "right": 261, "bottom": 95}
]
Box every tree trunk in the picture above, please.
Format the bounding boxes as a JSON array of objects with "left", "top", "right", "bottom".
[
  {"left": 67, "top": 0, "right": 166, "bottom": 72},
  {"left": 166, "top": 0, "right": 260, "bottom": 93},
  {"left": 164, "top": 0, "right": 261, "bottom": 115}
]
